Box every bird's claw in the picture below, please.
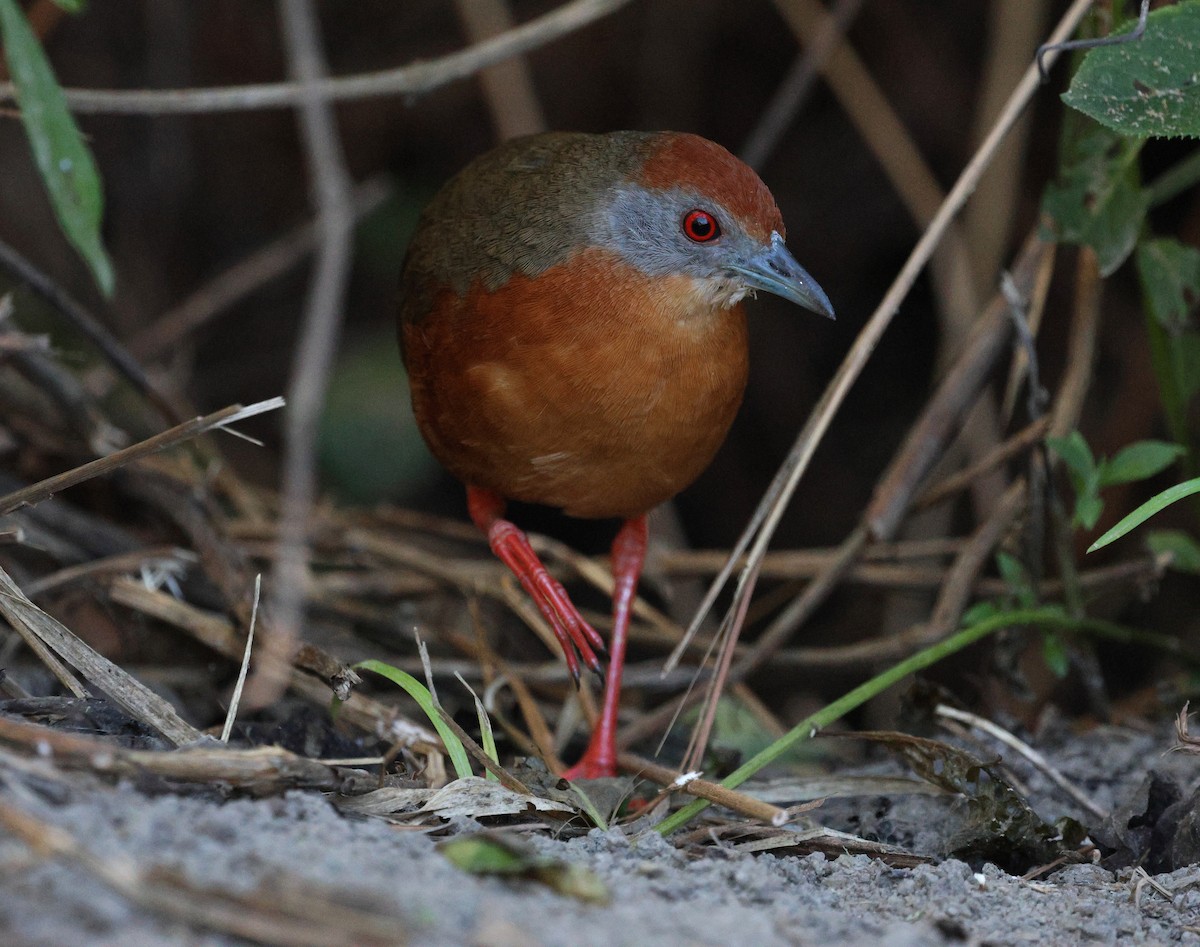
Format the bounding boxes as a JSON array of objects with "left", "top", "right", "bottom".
[
  {"left": 483, "top": 513, "right": 607, "bottom": 681},
  {"left": 528, "top": 570, "right": 605, "bottom": 683}
]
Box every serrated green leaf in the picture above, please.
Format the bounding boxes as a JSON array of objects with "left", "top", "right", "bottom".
[
  {"left": 0, "top": 0, "right": 113, "bottom": 295},
  {"left": 1100, "top": 440, "right": 1185, "bottom": 486},
  {"left": 1063, "top": 2, "right": 1200, "bottom": 139},
  {"left": 1147, "top": 529, "right": 1200, "bottom": 573},
  {"left": 1041, "top": 128, "right": 1147, "bottom": 276},
  {"left": 1042, "top": 631, "right": 1071, "bottom": 679},
  {"left": 1088, "top": 476, "right": 1200, "bottom": 551}
]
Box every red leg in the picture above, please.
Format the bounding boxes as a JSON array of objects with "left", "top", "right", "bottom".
[
  {"left": 467, "top": 487, "right": 606, "bottom": 681},
  {"left": 562, "top": 514, "right": 648, "bottom": 780}
]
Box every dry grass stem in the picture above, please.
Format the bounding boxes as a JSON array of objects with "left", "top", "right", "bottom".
[
  {"left": 220, "top": 573, "right": 261, "bottom": 743},
  {"left": 0, "top": 399, "right": 284, "bottom": 516}
]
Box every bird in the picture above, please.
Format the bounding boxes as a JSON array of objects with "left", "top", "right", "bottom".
[{"left": 398, "top": 130, "right": 834, "bottom": 780}]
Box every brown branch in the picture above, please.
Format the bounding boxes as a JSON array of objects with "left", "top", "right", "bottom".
[
  {"left": 109, "top": 578, "right": 442, "bottom": 754},
  {"left": 0, "top": 0, "right": 632, "bottom": 114},
  {"left": 915, "top": 416, "right": 1051, "bottom": 511},
  {"left": 453, "top": 0, "right": 547, "bottom": 139},
  {"left": 865, "top": 234, "right": 1053, "bottom": 540}
]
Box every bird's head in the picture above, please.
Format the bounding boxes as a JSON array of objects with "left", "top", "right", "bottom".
[{"left": 603, "top": 133, "right": 835, "bottom": 320}]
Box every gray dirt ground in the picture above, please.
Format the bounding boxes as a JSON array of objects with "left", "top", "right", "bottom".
[{"left": 4, "top": 720, "right": 1200, "bottom": 946}]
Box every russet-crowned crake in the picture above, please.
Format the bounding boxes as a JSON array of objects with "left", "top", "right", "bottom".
[{"left": 399, "top": 130, "right": 834, "bottom": 779}]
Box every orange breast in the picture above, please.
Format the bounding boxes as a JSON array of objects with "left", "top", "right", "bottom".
[{"left": 402, "top": 248, "right": 749, "bottom": 519}]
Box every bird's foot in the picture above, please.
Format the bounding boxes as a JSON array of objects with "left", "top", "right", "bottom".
[{"left": 467, "top": 489, "right": 606, "bottom": 682}]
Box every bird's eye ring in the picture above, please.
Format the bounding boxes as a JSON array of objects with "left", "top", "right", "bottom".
[{"left": 682, "top": 209, "right": 720, "bottom": 243}]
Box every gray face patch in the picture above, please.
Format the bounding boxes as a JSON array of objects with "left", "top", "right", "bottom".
[{"left": 603, "top": 184, "right": 770, "bottom": 287}]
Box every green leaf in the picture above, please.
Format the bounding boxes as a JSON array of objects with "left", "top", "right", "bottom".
[
  {"left": 1063, "top": 2, "right": 1200, "bottom": 139},
  {"left": 996, "top": 551, "right": 1037, "bottom": 609},
  {"left": 1047, "top": 431, "right": 1097, "bottom": 482},
  {"left": 355, "top": 659, "right": 473, "bottom": 780},
  {"left": 961, "top": 600, "right": 1002, "bottom": 629},
  {"left": 1137, "top": 239, "right": 1200, "bottom": 459},
  {"left": 1042, "top": 631, "right": 1071, "bottom": 679},
  {"left": 458, "top": 677, "right": 499, "bottom": 782},
  {"left": 1041, "top": 128, "right": 1147, "bottom": 276},
  {"left": 1147, "top": 529, "right": 1200, "bottom": 573},
  {"left": 0, "top": 0, "right": 113, "bottom": 295},
  {"left": 1138, "top": 238, "right": 1200, "bottom": 335},
  {"left": 1076, "top": 492, "right": 1104, "bottom": 531},
  {"left": 440, "top": 834, "right": 609, "bottom": 904},
  {"left": 1100, "top": 440, "right": 1185, "bottom": 486},
  {"left": 51, "top": 0, "right": 86, "bottom": 12},
  {"left": 1048, "top": 432, "right": 1105, "bottom": 526},
  {"left": 1088, "top": 477, "right": 1200, "bottom": 551}
]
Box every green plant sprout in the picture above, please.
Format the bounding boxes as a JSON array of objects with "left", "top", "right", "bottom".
[{"left": 1047, "top": 431, "right": 1183, "bottom": 530}]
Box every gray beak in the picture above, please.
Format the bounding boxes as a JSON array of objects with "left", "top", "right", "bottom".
[{"left": 727, "top": 231, "right": 835, "bottom": 320}]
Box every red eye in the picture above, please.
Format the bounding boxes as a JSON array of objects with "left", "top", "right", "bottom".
[{"left": 682, "top": 209, "right": 720, "bottom": 243}]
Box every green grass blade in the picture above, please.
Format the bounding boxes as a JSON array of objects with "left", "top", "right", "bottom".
[
  {"left": 1087, "top": 477, "right": 1200, "bottom": 553},
  {"left": 455, "top": 672, "right": 499, "bottom": 782},
  {"left": 356, "top": 659, "right": 473, "bottom": 780},
  {"left": 0, "top": 0, "right": 114, "bottom": 296}
]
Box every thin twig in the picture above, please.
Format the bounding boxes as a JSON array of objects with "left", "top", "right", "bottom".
[
  {"left": 0, "top": 236, "right": 179, "bottom": 424},
  {"left": 618, "top": 752, "right": 788, "bottom": 826},
  {"left": 0, "top": 399, "right": 284, "bottom": 516},
  {"left": 255, "top": 0, "right": 357, "bottom": 709},
  {"left": 129, "top": 177, "right": 391, "bottom": 360},
  {"left": 914, "top": 416, "right": 1051, "bottom": 510},
  {"left": 452, "top": 0, "right": 547, "bottom": 139},
  {"left": 1037, "top": 0, "right": 1148, "bottom": 81},
  {"left": 0, "top": 0, "right": 632, "bottom": 114},
  {"left": 739, "top": 0, "right": 865, "bottom": 170}
]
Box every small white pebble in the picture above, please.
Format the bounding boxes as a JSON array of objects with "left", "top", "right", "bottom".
[
  {"left": 973, "top": 873, "right": 987, "bottom": 889},
  {"left": 35, "top": 739, "right": 52, "bottom": 757}
]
